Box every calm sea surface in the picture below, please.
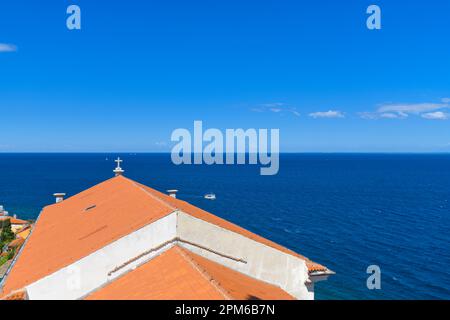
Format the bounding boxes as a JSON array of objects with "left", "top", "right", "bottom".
[{"left": 0, "top": 153, "right": 449, "bottom": 300}]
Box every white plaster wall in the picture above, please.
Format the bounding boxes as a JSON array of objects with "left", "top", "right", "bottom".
[
  {"left": 176, "top": 212, "right": 312, "bottom": 300},
  {"left": 26, "top": 213, "right": 177, "bottom": 300}
]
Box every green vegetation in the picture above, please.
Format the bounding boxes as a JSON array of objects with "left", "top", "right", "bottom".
[
  {"left": 0, "top": 219, "right": 17, "bottom": 267},
  {"left": 0, "top": 254, "right": 8, "bottom": 267},
  {"left": 1, "top": 219, "right": 15, "bottom": 248},
  {"left": 7, "top": 248, "right": 16, "bottom": 260},
  {"left": 0, "top": 256, "right": 9, "bottom": 267},
  {"left": 0, "top": 246, "right": 17, "bottom": 267}
]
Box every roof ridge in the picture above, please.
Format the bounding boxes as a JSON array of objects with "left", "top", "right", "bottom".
[
  {"left": 121, "top": 176, "right": 178, "bottom": 212},
  {"left": 174, "top": 246, "right": 233, "bottom": 300},
  {"left": 46, "top": 176, "right": 118, "bottom": 206}
]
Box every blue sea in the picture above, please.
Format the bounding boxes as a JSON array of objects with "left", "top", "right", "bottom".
[{"left": 0, "top": 153, "right": 449, "bottom": 300}]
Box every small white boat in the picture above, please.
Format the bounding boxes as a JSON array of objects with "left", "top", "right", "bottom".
[{"left": 204, "top": 193, "right": 216, "bottom": 200}]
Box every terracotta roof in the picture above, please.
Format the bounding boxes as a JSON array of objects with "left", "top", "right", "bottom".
[
  {"left": 306, "top": 261, "right": 328, "bottom": 273},
  {"left": 86, "top": 246, "right": 294, "bottom": 300},
  {"left": 1, "top": 289, "right": 28, "bottom": 300},
  {"left": 16, "top": 225, "right": 31, "bottom": 232},
  {"left": 7, "top": 238, "right": 25, "bottom": 249},
  {"left": 16, "top": 226, "right": 32, "bottom": 239},
  {"left": 179, "top": 246, "right": 295, "bottom": 300},
  {"left": 1, "top": 175, "right": 328, "bottom": 297},
  {"left": 0, "top": 217, "right": 28, "bottom": 225}
]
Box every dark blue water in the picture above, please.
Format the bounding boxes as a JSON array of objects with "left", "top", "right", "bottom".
[{"left": 0, "top": 153, "right": 449, "bottom": 300}]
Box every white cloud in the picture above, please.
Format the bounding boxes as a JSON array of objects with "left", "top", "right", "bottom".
[
  {"left": 359, "top": 112, "right": 407, "bottom": 119},
  {"left": 361, "top": 99, "right": 450, "bottom": 120},
  {"left": 380, "top": 112, "right": 408, "bottom": 119},
  {"left": 421, "top": 111, "right": 449, "bottom": 120},
  {"left": 358, "top": 112, "right": 378, "bottom": 120},
  {"left": 252, "top": 103, "right": 300, "bottom": 117},
  {"left": 261, "top": 103, "right": 285, "bottom": 108},
  {"left": 309, "top": 110, "right": 345, "bottom": 119},
  {"left": 0, "top": 43, "right": 17, "bottom": 52},
  {"left": 377, "top": 103, "right": 447, "bottom": 114}
]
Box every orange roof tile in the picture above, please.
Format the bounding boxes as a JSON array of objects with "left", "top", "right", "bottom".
[
  {"left": 7, "top": 238, "right": 25, "bottom": 249},
  {"left": 1, "top": 289, "right": 28, "bottom": 300},
  {"left": 86, "top": 246, "right": 294, "bottom": 300},
  {"left": 16, "top": 226, "right": 32, "bottom": 240},
  {"left": 0, "top": 217, "right": 28, "bottom": 225},
  {"left": 306, "top": 261, "right": 328, "bottom": 273},
  {"left": 1, "top": 175, "right": 328, "bottom": 297},
  {"left": 178, "top": 247, "right": 295, "bottom": 300}
]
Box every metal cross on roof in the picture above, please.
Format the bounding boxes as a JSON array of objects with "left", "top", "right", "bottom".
[
  {"left": 113, "top": 157, "right": 125, "bottom": 176},
  {"left": 115, "top": 157, "right": 123, "bottom": 169}
]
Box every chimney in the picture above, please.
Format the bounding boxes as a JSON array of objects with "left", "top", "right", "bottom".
[
  {"left": 53, "top": 193, "right": 66, "bottom": 203},
  {"left": 166, "top": 190, "right": 178, "bottom": 198}
]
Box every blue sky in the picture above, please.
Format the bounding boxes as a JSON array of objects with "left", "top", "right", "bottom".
[{"left": 0, "top": 0, "right": 449, "bottom": 152}]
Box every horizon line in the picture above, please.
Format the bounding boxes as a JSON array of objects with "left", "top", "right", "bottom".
[{"left": 1, "top": 151, "right": 450, "bottom": 155}]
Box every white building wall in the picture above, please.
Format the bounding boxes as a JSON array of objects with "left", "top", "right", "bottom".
[
  {"left": 26, "top": 213, "right": 177, "bottom": 300},
  {"left": 176, "top": 212, "right": 312, "bottom": 300}
]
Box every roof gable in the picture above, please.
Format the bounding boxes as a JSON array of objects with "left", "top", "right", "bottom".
[{"left": 86, "top": 246, "right": 294, "bottom": 300}]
